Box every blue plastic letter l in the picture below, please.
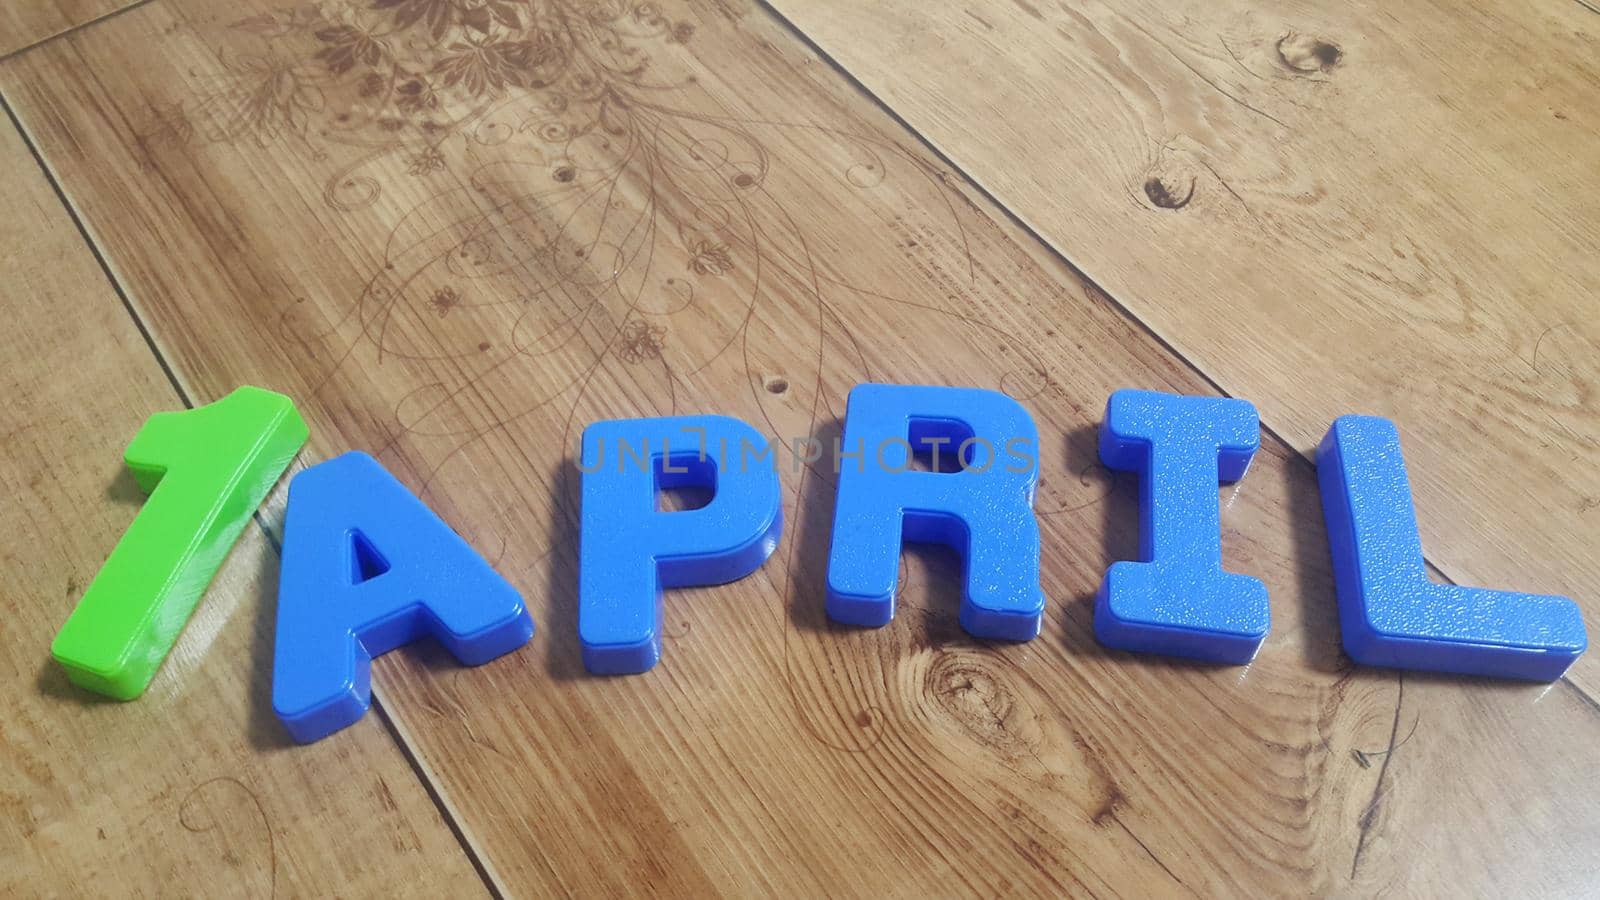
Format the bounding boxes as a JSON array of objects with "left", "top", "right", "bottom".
[
  {"left": 1317, "top": 415, "right": 1585, "bottom": 680},
  {"left": 826, "top": 383, "right": 1047, "bottom": 640},
  {"left": 579, "top": 415, "right": 783, "bottom": 675},
  {"left": 273, "top": 451, "right": 534, "bottom": 743},
  {"left": 1094, "top": 389, "right": 1270, "bottom": 663}
]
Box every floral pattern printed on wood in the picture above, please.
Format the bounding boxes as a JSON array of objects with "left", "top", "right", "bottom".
[
  {"left": 136, "top": 0, "right": 1063, "bottom": 593},
  {"left": 124, "top": 0, "right": 1088, "bottom": 792}
]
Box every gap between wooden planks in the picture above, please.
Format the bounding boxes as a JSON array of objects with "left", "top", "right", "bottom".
[
  {"left": 2, "top": 0, "right": 1598, "bottom": 894},
  {"left": 0, "top": 101, "right": 490, "bottom": 894},
  {"left": 0, "top": 0, "right": 152, "bottom": 59},
  {"left": 760, "top": 0, "right": 1600, "bottom": 700}
]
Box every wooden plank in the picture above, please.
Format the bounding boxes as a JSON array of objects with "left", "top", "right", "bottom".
[
  {"left": 0, "top": 0, "right": 143, "bottom": 57},
  {"left": 761, "top": 0, "right": 1600, "bottom": 692},
  {"left": 2, "top": 0, "right": 1597, "bottom": 893},
  {"left": 0, "top": 113, "right": 486, "bottom": 895}
]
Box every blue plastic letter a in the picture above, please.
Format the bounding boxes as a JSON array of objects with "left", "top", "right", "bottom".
[{"left": 273, "top": 451, "right": 533, "bottom": 743}]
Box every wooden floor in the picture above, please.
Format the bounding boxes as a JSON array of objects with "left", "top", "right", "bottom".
[{"left": 2, "top": 0, "right": 1596, "bottom": 895}]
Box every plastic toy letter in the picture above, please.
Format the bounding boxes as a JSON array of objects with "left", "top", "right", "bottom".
[
  {"left": 273, "top": 452, "right": 534, "bottom": 743},
  {"left": 1317, "top": 415, "right": 1585, "bottom": 680},
  {"left": 1094, "top": 389, "right": 1270, "bottom": 663},
  {"left": 826, "top": 383, "right": 1046, "bottom": 640},
  {"left": 579, "top": 415, "right": 782, "bottom": 674},
  {"left": 51, "top": 386, "right": 308, "bottom": 700}
]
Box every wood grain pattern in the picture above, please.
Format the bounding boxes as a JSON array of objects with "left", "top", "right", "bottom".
[
  {"left": 0, "top": 0, "right": 143, "bottom": 56},
  {"left": 2, "top": 0, "right": 1598, "bottom": 894},
  {"left": 0, "top": 113, "right": 486, "bottom": 896},
  {"left": 761, "top": 0, "right": 1600, "bottom": 695}
]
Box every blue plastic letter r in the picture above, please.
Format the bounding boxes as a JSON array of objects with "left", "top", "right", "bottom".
[
  {"left": 579, "top": 415, "right": 783, "bottom": 675},
  {"left": 273, "top": 451, "right": 534, "bottom": 743},
  {"left": 1094, "top": 389, "right": 1270, "bottom": 663},
  {"left": 1317, "top": 415, "right": 1585, "bottom": 680},
  {"left": 826, "top": 383, "right": 1046, "bottom": 640}
]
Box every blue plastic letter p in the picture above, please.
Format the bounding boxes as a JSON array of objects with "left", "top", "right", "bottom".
[{"left": 579, "top": 415, "right": 783, "bottom": 675}]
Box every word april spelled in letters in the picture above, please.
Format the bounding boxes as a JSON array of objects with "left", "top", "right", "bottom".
[{"left": 51, "top": 383, "right": 1586, "bottom": 743}]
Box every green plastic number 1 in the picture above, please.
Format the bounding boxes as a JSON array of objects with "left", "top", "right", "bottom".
[{"left": 52, "top": 386, "right": 308, "bottom": 699}]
